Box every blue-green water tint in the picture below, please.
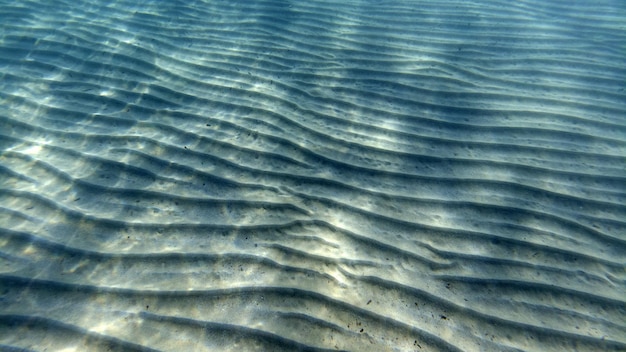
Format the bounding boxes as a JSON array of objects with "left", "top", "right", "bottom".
[{"left": 0, "top": 0, "right": 625, "bottom": 351}]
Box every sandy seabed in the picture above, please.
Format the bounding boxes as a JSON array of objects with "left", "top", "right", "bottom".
[{"left": 0, "top": 0, "right": 625, "bottom": 351}]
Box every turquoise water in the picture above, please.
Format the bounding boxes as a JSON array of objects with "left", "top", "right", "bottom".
[{"left": 1, "top": 0, "right": 625, "bottom": 351}]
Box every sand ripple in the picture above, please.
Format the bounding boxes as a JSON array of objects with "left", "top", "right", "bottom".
[{"left": 1, "top": 0, "right": 625, "bottom": 351}]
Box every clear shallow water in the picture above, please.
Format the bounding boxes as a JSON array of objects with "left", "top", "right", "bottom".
[{"left": 0, "top": 0, "right": 625, "bottom": 351}]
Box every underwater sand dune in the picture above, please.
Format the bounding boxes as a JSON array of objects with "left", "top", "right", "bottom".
[{"left": 1, "top": 0, "right": 625, "bottom": 351}]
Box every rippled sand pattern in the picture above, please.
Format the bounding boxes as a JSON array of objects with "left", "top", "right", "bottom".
[{"left": 1, "top": 0, "right": 625, "bottom": 351}]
